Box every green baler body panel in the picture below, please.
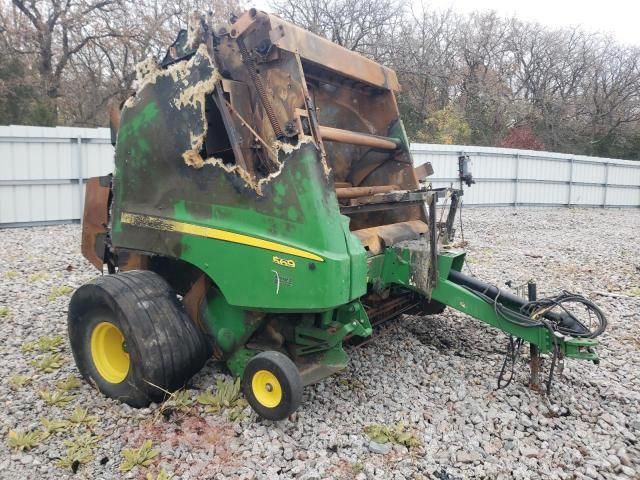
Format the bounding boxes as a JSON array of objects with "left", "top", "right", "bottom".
[{"left": 110, "top": 57, "right": 366, "bottom": 311}]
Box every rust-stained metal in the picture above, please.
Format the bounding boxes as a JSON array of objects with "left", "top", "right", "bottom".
[
  {"left": 352, "top": 220, "right": 428, "bottom": 255},
  {"left": 339, "top": 190, "right": 431, "bottom": 216},
  {"left": 80, "top": 8, "right": 428, "bottom": 275},
  {"left": 116, "top": 252, "right": 149, "bottom": 272},
  {"left": 81, "top": 175, "right": 111, "bottom": 270},
  {"left": 228, "top": 7, "right": 263, "bottom": 38},
  {"left": 268, "top": 15, "right": 400, "bottom": 91},
  {"left": 318, "top": 125, "right": 400, "bottom": 150},
  {"left": 237, "top": 36, "right": 285, "bottom": 140},
  {"left": 108, "top": 104, "right": 120, "bottom": 146},
  {"left": 363, "top": 294, "right": 421, "bottom": 327},
  {"left": 183, "top": 274, "right": 210, "bottom": 331},
  {"left": 415, "top": 162, "right": 434, "bottom": 180},
  {"left": 336, "top": 185, "right": 400, "bottom": 199}
]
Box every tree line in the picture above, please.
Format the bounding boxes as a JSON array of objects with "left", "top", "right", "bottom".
[
  {"left": 0, "top": 0, "right": 239, "bottom": 126},
  {"left": 1, "top": 0, "right": 639, "bottom": 159}
]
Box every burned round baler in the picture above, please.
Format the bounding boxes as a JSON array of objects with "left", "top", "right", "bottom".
[{"left": 71, "top": 9, "right": 606, "bottom": 420}]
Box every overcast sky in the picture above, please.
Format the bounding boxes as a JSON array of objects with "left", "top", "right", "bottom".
[
  {"left": 426, "top": 0, "right": 640, "bottom": 45},
  {"left": 252, "top": 0, "right": 640, "bottom": 46}
]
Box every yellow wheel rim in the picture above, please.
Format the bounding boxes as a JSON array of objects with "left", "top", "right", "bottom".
[
  {"left": 251, "top": 370, "right": 282, "bottom": 408},
  {"left": 90, "top": 322, "right": 130, "bottom": 384}
]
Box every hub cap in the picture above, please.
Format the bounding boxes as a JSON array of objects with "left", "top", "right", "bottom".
[
  {"left": 251, "top": 370, "right": 282, "bottom": 408},
  {"left": 91, "top": 322, "right": 130, "bottom": 383}
]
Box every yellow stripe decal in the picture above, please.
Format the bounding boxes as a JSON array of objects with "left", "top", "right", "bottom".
[{"left": 120, "top": 212, "right": 324, "bottom": 262}]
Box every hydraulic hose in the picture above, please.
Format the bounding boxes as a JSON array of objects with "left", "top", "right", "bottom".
[{"left": 448, "top": 270, "right": 604, "bottom": 338}]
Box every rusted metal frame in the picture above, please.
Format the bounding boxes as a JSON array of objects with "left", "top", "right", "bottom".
[
  {"left": 236, "top": 36, "right": 285, "bottom": 140},
  {"left": 268, "top": 16, "right": 400, "bottom": 91},
  {"left": 292, "top": 108, "right": 307, "bottom": 136},
  {"left": 318, "top": 125, "right": 400, "bottom": 151},
  {"left": 364, "top": 295, "right": 420, "bottom": 327},
  {"left": 414, "top": 162, "right": 434, "bottom": 180},
  {"left": 211, "top": 84, "right": 250, "bottom": 172},
  {"left": 336, "top": 185, "right": 400, "bottom": 199},
  {"left": 428, "top": 193, "right": 438, "bottom": 287},
  {"left": 351, "top": 220, "right": 428, "bottom": 255},
  {"left": 228, "top": 8, "right": 264, "bottom": 38},
  {"left": 444, "top": 190, "right": 460, "bottom": 243},
  {"left": 109, "top": 104, "right": 120, "bottom": 146},
  {"left": 183, "top": 274, "right": 209, "bottom": 332},
  {"left": 222, "top": 98, "right": 277, "bottom": 161},
  {"left": 340, "top": 199, "right": 426, "bottom": 215},
  {"left": 351, "top": 190, "right": 430, "bottom": 205},
  {"left": 303, "top": 69, "right": 383, "bottom": 95},
  {"left": 116, "top": 250, "right": 149, "bottom": 271},
  {"left": 292, "top": 53, "right": 326, "bottom": 158},
  {"left": 81, "top": 176, "right": 111, "bottom": 271}
]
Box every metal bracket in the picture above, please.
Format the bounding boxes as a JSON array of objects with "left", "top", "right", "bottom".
[
  {"left": 563, "top": 338, "right": 599, "bottom": 361},
  {"left": 294, "top": 301, "right": 372, "bottom": 355}
]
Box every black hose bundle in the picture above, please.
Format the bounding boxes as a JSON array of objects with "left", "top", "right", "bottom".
[
  {"left": 465, "top": 286, "right": 606, "bottom": 394},
  {"left": 467, "top": 286, "right": 606, "bottom": 339},
  {"left": 521, "top": 291, "right": 607, "bottom": 338}
]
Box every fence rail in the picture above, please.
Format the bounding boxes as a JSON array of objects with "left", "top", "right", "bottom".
[
  {"left": 0, "top": 126, "right": 113, "bottom": 227},
  {"left": 0, "top": 126, "right": 638, "bottom": 227},
  {"left": 412, "top": 144, "right": 640, "bottom": 208}
]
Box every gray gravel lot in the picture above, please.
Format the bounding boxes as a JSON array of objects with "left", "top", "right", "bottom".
[{"left": 0, "top": 207, "right": 638, "bottom": 480}]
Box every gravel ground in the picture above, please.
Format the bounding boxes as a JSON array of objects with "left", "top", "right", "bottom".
[{"left": 0, "top": 207, "right": 639, "bottom": 480}]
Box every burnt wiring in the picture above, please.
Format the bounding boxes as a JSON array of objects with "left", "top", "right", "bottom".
[
  {"left": 497, "top": 336, "right": 524, "bottom": 389},
  {"left": 434, "top": 194, "right": 450, "bottom": 245},
  {"left": 456, "top": 199, "right": 476, "bottom": 277}
]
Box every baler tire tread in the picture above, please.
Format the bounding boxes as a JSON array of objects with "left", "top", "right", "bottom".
[{"left": 68, "top": 270, "right": 211, "bottom": 407}]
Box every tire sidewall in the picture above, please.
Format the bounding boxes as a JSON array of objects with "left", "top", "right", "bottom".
[
  {"left": 68, "top": 284, "right": 150, "bottom": 407},
  {"left": 243, "top": 352, "right": 302, "bottom": 421}
]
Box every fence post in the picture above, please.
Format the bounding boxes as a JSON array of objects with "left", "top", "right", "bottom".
[
  {"left": 76, "top": 136, "right": 83, "bottom": 222},
  {"left": 514, "top": 152, "right": 519, "bottom": 206},
  {"left": 567, "top": 158, "right": 574, "bottom": 206},
  {"left": 602, "top": 162, "right": 609, "bottom": 208}
]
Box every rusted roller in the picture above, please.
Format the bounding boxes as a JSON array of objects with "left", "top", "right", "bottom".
[
  {"left": 318, "top": 125, "right": 400, "bottom": 150},
  {"left": 335, "top": 185, "right": 400, "bottom": 199}
]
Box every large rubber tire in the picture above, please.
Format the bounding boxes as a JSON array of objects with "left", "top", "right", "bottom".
[
  {"left": 242, "top": 351, "right": 302, "bottom": 421},
  {"left": 68, "top": 270, "right": 212, "bottom": 407}
]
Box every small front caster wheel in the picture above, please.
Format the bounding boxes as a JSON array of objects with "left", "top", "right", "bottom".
[{"left": 242, "top": 351, "right": 302, "bottom": 421}]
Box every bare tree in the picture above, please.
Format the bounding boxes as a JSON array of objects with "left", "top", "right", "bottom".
[
  {"left": 1, "top": 0, "right": 124, "bottom": 122},
  {"left": 269, "top": 0, "right": 406, "bottom": 55},
  {"left": 1, "top": 0, "right": 639, "bottom": 159}
]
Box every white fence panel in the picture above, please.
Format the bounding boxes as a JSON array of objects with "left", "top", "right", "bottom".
[
  {"left": 0, "top": 129, "right": 638, "bottom": 227},
  {"left": 0, "top": 126, "right": 113, "bottom": 226},
  {"left": 412, "top": 143, "right": 640, "bottom": 208}
]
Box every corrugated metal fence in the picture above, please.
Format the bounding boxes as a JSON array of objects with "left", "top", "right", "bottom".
[
  {"left": 1, "top": 126, "right": 638, "bottom": 227},
  {"left": 413, "top": 144, "right": 640, "bottom": 207},
  {"left": 0, "top": 126, "right": 113, "bottom": 227}
]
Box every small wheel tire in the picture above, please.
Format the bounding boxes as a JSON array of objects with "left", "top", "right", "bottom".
[
  {"left": 68, "top": 270, "right": 211, "bottom": 407},
  {"left": 242, "top": 351, "right": 302, "bottom": 421}
]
